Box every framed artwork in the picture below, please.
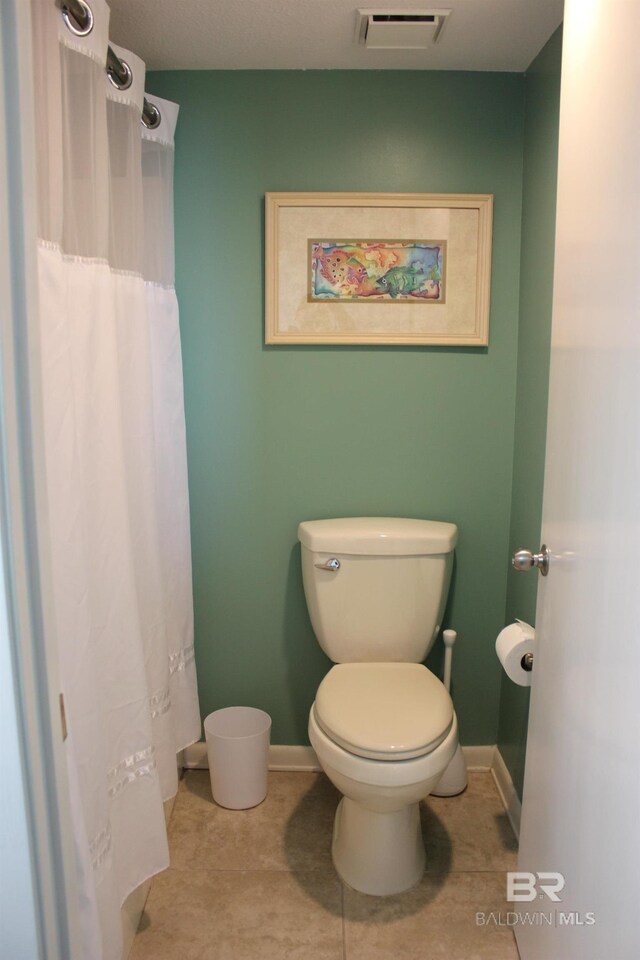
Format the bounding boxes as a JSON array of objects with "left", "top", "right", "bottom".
[{"left": 264, "top": 192, "right": 493, "bottom": 346}]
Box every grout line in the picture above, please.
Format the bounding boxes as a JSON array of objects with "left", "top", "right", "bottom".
[
  {"left": 163, "top": 864, "right": 341, "bottom": 875},
  {"left": 162, "top": 863, "right": 517, "bottom": 878},
  {"left": 425, "top": 867, "right": 518, "bottom": 873},
  {"left": 513, "top": 929, "right": 523, "bottom": 959},
  {"left": 341, "top": 882, "right": 347, "bottom": 960}
]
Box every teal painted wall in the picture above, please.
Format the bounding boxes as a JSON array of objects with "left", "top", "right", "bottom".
[
  {"left": 146, "top": 70, "right": 526, "bottom": 746},
  {"left": 498, "top": 29, "right": 563, "bottom": 798}
]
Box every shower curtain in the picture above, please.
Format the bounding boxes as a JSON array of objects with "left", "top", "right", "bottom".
[{"left": 30, "top": 3, "right": 200, "bottom": 957}]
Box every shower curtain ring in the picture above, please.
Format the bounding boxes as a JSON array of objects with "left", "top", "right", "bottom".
[
  {"left": 142, "top": 102, "right": 161, "bottom": 130},
  {"left": 61, "top": 0, "right": 94, "bottom": 37},
  {"left": 108, "top": 59, "right": 133, "bottom": 92}
]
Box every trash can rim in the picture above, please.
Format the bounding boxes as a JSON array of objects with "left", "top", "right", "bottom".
[{"left": 204, "top": 706, "right": 272, "bottom": 740}]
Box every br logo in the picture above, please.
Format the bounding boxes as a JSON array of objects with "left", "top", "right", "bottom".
[{"left": 507, "top": 872, "right": 565, "bottom": 902}]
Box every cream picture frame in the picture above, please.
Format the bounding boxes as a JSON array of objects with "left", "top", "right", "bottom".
[{"left": 264, "top": 192, "right": 493, "bottom": 346}]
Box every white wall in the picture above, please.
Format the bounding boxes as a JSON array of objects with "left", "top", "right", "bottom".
[
  {"left": 0, "top": 554, "right": 41, "bottom": 959},
  {"left": 0, "top": 3, "right": 42, "bottom": 954}
]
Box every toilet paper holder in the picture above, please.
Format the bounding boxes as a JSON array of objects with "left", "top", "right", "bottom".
[{"left": 496, "top": 620, "right": 535, "bottom": 686}]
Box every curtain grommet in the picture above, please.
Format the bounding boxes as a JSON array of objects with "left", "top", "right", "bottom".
[
  {"left": 142, "top": 101, "right": 161, "bottom": 130},
  {"left": 108, "top": 58, "right": 133, "bottom": 92},
  {"left": 61, "top": 0, "right": 94, "bottom": 37}
]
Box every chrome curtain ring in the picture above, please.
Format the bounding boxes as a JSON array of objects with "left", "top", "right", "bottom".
[
  {"left": 61, "top": 0, "right": 94, "bottom": 37},
  {"left": 107, "top": 58, "right": 133, "bottom": 91},
  {"left": 141, "top": 101, "right": 161, "bottom": 130}
]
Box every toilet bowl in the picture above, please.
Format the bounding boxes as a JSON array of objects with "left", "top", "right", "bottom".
[
  {"left": 298, "top": 517, "right": 459, "bottom": 896},
  {"left": 308, "top": 661, "right": 458, "bottom": 895}
]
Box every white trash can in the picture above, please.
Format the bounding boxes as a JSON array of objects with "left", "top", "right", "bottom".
[{"left": 204, "top": 707, "right": 271, "bottom": 809}]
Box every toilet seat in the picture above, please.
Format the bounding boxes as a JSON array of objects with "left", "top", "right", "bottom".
[{"left": 314, "top": 663, "right": 453, "bottom": 761}]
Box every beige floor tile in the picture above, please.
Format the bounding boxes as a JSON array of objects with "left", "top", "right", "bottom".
[
  {"left": 422, "top": 771, "right": 518, "bottom": 874},
  {"left": 130, "top": 869, "right": 343, "bottom": 960},
  {"left": 168, "top": 770, "right": 339, "bottom": 873},
  {"left": 343, "top": 870, "right": 519, "bottom": 960},
  {"left": 133, "top": 769, "right": 521, "bottom": 959}
]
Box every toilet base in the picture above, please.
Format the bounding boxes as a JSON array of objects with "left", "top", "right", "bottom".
[{"left": 332, "top": 796, "right": 425, "bottom": 896}]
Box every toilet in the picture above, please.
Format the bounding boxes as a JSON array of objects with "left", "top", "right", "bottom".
[{"left": 298, "top": 516, "right": 459, "bottom": 896}]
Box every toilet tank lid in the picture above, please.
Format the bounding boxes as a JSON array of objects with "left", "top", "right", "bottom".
[{"left": 297, "top": 517, "right": 458, "bottom": 556}]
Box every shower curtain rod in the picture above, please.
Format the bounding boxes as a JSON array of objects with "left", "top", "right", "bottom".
[{"left": 60, "top": 0, "right": 161, "bottom": 129}]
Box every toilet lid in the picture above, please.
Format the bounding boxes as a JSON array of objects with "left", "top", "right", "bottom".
[{"left": 314, "top": 663, "right": 453, "bottom": 761}]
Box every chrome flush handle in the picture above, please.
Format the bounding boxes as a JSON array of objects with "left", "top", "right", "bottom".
[{"left": 314, "top": 558, "right": 341, "bottom": 571}]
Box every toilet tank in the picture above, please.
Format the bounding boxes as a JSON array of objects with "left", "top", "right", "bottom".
[{"left": 298, "top": 517, "right": 458, "bottom": 663}]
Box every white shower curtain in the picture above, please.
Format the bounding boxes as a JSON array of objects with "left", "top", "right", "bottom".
[{"left": 30, "top": 3, "right": 201, "bottom": 958}]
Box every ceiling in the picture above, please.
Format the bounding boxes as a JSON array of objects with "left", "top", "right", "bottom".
[{"left": 107, "top": 1, "right": 563, "bottom": 73}]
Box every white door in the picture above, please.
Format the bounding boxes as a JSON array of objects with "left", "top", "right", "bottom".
[{"left": 516, "top": 2, "right": 640, "bottom": 959}]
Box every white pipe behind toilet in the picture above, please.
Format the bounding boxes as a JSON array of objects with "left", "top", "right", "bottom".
[{"left": 431, "top": 629, "right": 468, "bottom": 797}]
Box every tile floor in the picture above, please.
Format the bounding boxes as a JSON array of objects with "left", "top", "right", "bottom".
[{"left": 130, "top": 769, "right": 519, "bottom": 960}]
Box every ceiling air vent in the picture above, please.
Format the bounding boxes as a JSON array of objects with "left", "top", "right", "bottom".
[{"left": 355, "top": 8, "right": 451, "bottom": 49}]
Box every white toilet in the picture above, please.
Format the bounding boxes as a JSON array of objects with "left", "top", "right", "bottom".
[{"left": 298, "top": 516, "right": 459, "bottom": 896}]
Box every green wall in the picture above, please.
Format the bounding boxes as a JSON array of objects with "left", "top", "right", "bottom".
[
  {"left": 498, "top": 29, "right": 563, "bottom": 798},
  {"left": 146, "top": 69, "right": 526, "bottom": 746}
]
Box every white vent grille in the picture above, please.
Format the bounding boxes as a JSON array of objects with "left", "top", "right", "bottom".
[{"left": 355, "top": 8, "right": 452, "bottom": 49}]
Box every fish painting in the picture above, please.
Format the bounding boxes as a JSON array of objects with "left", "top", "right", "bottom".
[
  {"left": 376, "top": 266, "right": 425, "bottom": 298},
  {"left": 309, "top": 241, "right": 446, "bottom": 303}
]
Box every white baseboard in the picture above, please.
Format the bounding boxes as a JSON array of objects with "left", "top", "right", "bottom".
[
  {"left": 182, "top": 741, "right": 207, "bottom": 768},
  {"left": 183, "top": 741, "right": 497, "bottom": 774},
  {"left": 461, "top": 744, "right": 495, "bottom": 770},
  {"left": 268, "top": 744, "right": 321, "bottom": 771},
  {"left": 491, "top": 747, "right": 522, "bottom": 839},
  {"left": 183, "top": 741, "right": 322, "bottom": 772}
]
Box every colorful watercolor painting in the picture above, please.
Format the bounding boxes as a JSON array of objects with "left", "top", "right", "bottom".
[{"left": 309, "top": 240, "right": 446, "bottom": 303}]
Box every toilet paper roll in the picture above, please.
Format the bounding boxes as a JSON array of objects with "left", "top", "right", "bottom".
[{"left": 495, "top": 620, "right": 535, "bottom": 687}]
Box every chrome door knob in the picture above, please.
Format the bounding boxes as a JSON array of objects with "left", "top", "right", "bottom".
[{"left": 512, "top": 545, "right": 550, "bottom": 577}]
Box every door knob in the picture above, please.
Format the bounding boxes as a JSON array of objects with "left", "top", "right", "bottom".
[{"left": 512, "top": 545, "right": 550, "bottom": 577}]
